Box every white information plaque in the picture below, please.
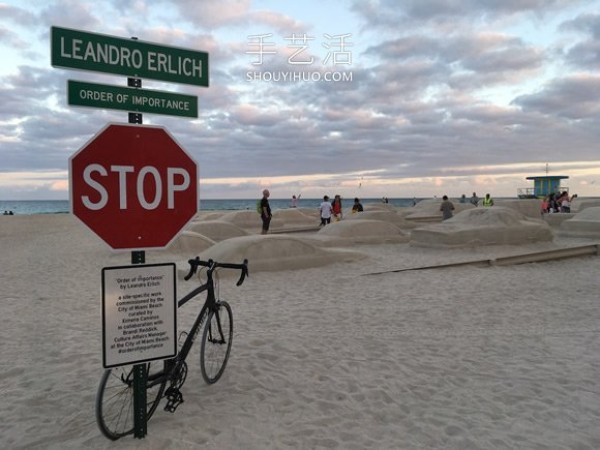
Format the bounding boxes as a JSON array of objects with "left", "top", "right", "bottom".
[{"left": 101, "top": 263, "right": 177, "bottom": 368}]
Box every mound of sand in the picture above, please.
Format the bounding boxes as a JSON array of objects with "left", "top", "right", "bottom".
[
  {"left": 273, "top": 208, "right": 320, "bottom": 228},
  {"left": 196, "top": 234, "right": 363, "bottom": 273},
  {"left": 195, "top": 211, "right": 226, "bottom": 221},
  {"left": 362, "top": 203, "right": 397, "bottom": 212},
  {"left": 186, "top": 220, "right": 249, "bottom": 241},
  {"left": 543, "top": 212, "right": 576, "bottom": 228},
  {"left": 218, "top": 210, "right": 284, "bottom": 230},
  {"left": 559, "top": 206, "right": 600, "bottom": 238},
  {"left": 296, "top": 207, "right": 320, "bottom": 218},
  {"left": 345, "top": 210, "right": 416, "bottom": 230},
  {"left": 411, "top": 206, "right": 553, "bottom": 247},
  {"left": 401, "top": 198, "right": 475, "bottom": 222},
  {"left": 572, "top": 198, "right": 600, "bottom": 213},
  {"left": 316, "top": 219, "right": 409, "bottom": 244},
  {"left": 158, "top": 231, "right": 215, "bottom": 256},
  {"left": 495, "top": 199, "right": 543, "bottom": 218}
]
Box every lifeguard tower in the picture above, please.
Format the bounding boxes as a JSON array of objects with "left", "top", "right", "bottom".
[{"left": 518, "top": 175, "right": 569, "bottom": 198}]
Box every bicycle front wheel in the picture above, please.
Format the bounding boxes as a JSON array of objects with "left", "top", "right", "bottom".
[
  {"left": 95, "top": 362, "right": 165, "bottom": 440},
  {"left": 200, "top": 300, "right": 233, "bottom": 384}
]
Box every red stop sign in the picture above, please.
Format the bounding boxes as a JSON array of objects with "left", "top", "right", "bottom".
[{"left": 69, "top": 123, "right": 198, "bottom": 250}]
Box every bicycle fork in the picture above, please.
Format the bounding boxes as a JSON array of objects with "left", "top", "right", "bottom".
[{"left": 208, "top": 308, "right": 227, "bottom": 345}]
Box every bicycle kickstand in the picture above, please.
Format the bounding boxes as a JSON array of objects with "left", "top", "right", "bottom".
[{"left": 164, "top": 386, "right": 184, "bottom": 413}]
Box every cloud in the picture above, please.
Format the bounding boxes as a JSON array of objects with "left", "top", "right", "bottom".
[
  {"left": 1, "top": 1, "right": 600, "bottom": 200},
  {"left": 0, "top": 27, "right": 29, "bottom": 50},
  {"left": 512, "top": 74, "right": 600, "bottom": 120},
  {"left": 39, "top": 0, "right": 101, "bottom": 32},
  {"left": 0, "top": 4, "right": 38, "bottom": 26},
  {"left": 560, "top": 13, "right": 600, "bottom": 69},
  {"left": 353, "top": 0, "right": 578, "bottom": 28}
]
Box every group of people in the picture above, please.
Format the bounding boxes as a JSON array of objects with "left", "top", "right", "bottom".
[
  {"left": 2, "top": 210, "right": 14, "bottom": 215},
  {"left": 440, "top": 192, "right": 494, "bottom": 220},
  {"left": 258, "top": 190, "right": 365, "bottom": 233},
  {"left": 442, "top": 190, "right": 577, "bottom": 220},
  {"left": 261, "top": 189, "right": 501, "bottom": 232},
  {"left": 263, "top": 189, "right": 500, "bottom": 232},
  {"left": 319, "top": 195, "right": 363, "bottom": 226},
  {"left": 461, "top": 192, "right": 493, "bottom": 207},
  {"left": 541, "top": 191, "right": 575, "bottom": 214},
  {"left": 264, "top": 189, "right": 353, "bottom": 233}
]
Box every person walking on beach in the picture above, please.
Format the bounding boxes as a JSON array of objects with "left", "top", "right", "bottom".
[
  {"left": 470, "top": 192, "right": 479, "bottom": 206},
  {"left": 332, "top": 194, "right": 343, "bottom": 221},
  {"left": 260, "top": 189, "right": 272, "bottom": 234},
  {"left": 352, "top": 197, "right": 363, "bottom": 213},
  {"left": 482, "top": 193, "right": 494, "bottom": 207},
  {"left": 440, "top": 195, "right": 455, "bottom": 220},
  {"left": 319, "top": 195, "right": 333, "bottom": 226}
]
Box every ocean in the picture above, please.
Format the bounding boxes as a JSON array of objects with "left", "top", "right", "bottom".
[{"left": 0, "top": 198, "right": 420, "bottom": 215}]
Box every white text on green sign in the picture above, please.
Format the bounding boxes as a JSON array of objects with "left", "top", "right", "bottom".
[
  {"left": 51, "top": 26, "right": 209, "bottom": 87},
  {"left": 68, "top": 80, "right": 198, "bottom": 118}
]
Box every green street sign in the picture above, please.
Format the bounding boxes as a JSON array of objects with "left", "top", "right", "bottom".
[
  {"left": 51, "top": 26, "right": 209, "bottom": 87},
  {"left": 67, "top": 80, "right": 198, "bottom": 118}
]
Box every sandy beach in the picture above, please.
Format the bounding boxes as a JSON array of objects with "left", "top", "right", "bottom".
[{"left": 2, "top": 205, "right": 600, "bottom": 449}]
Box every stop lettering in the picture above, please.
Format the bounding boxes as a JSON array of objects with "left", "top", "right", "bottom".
[
  {"left": 69, "top": 123, "right": 198, "bottom": 250},
  {"left": 81, "top": 164, "right": 191, "bottom": 210}
]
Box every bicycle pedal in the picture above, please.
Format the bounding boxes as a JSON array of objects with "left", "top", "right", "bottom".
[{"left": 164, "top": 387, "right": 184, "bottom": 413}]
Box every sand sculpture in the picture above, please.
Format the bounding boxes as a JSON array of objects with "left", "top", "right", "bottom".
[
  {"left": 196, "top": 234, "right": 363, "bottom": 273},
  {"left": 186, "top": 220, "right": 249, "bottom": 241},
  {"left": 411, "top": 206, "right": 553, "bottom": 247},
  {"left": 559, "top": 206, "right": 600, "bottom": 238}
]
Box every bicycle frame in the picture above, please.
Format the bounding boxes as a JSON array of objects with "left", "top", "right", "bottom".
[
  {"left": 148, "top": 283, "right": 210, "bottom": 387},
  {"left": 146, "top": 265, "right": 220, "bottom": 390}
]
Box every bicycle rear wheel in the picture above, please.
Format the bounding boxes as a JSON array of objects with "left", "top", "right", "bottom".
[
  {"left": 200, "top": 300, "right": 233, "bottom": 384},
  {"left": 95, "top": 362, "right": 165, "bottom": 440}
]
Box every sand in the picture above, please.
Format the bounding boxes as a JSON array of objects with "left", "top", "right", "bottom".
[{"left": 2, "top": 210, "right": 600, "bottom": 449}]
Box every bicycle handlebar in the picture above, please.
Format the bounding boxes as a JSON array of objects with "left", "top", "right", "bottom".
[{"left": 183, "top": 257, "right": 249, "bottom": 286}]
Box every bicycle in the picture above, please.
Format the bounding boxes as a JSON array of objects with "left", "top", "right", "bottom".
[{"left": 95, "top": 257, "right": 249, "bottom": 440}]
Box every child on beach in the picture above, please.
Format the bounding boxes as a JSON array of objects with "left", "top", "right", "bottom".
[
  {"left": 541, "top": 196, "right": 550, "bottom": 214},
  {"left": 320, "top": 196, "right": 333, "bottom": 226},
  {"left": 332, "top": 194, "right": 343, "bottom": 221}
]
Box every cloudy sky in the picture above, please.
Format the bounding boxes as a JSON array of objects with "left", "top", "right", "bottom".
[{"left": 1, "top": 0, "right": 600, "bottom": 200}]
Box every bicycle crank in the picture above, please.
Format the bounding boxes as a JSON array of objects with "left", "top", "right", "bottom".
[{"left": 164, "top": 387, "right": 184, "bottom": 413}]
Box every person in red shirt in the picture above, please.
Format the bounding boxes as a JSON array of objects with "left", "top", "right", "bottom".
[{"left": 332, "top": 194, "right": 343, "bottom": 221}]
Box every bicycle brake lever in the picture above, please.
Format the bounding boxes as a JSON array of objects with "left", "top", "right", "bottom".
[
  {"left": 183, "top": 257, "right": 200, "bottom": 281},
  {"left": 236, "top": 259, "right": 249, "bottom": 286}
]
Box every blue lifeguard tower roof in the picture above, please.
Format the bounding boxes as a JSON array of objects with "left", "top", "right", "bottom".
[{"left": 524, "top": 175, "right": 569, "bottom": 198}]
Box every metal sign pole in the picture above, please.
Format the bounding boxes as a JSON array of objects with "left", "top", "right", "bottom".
[
  {"left": 128, "top": 41, "right": 147, "bottom": 438},
  {"left": 132, "top": 363, "right": 147, "bottom": 438}
]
